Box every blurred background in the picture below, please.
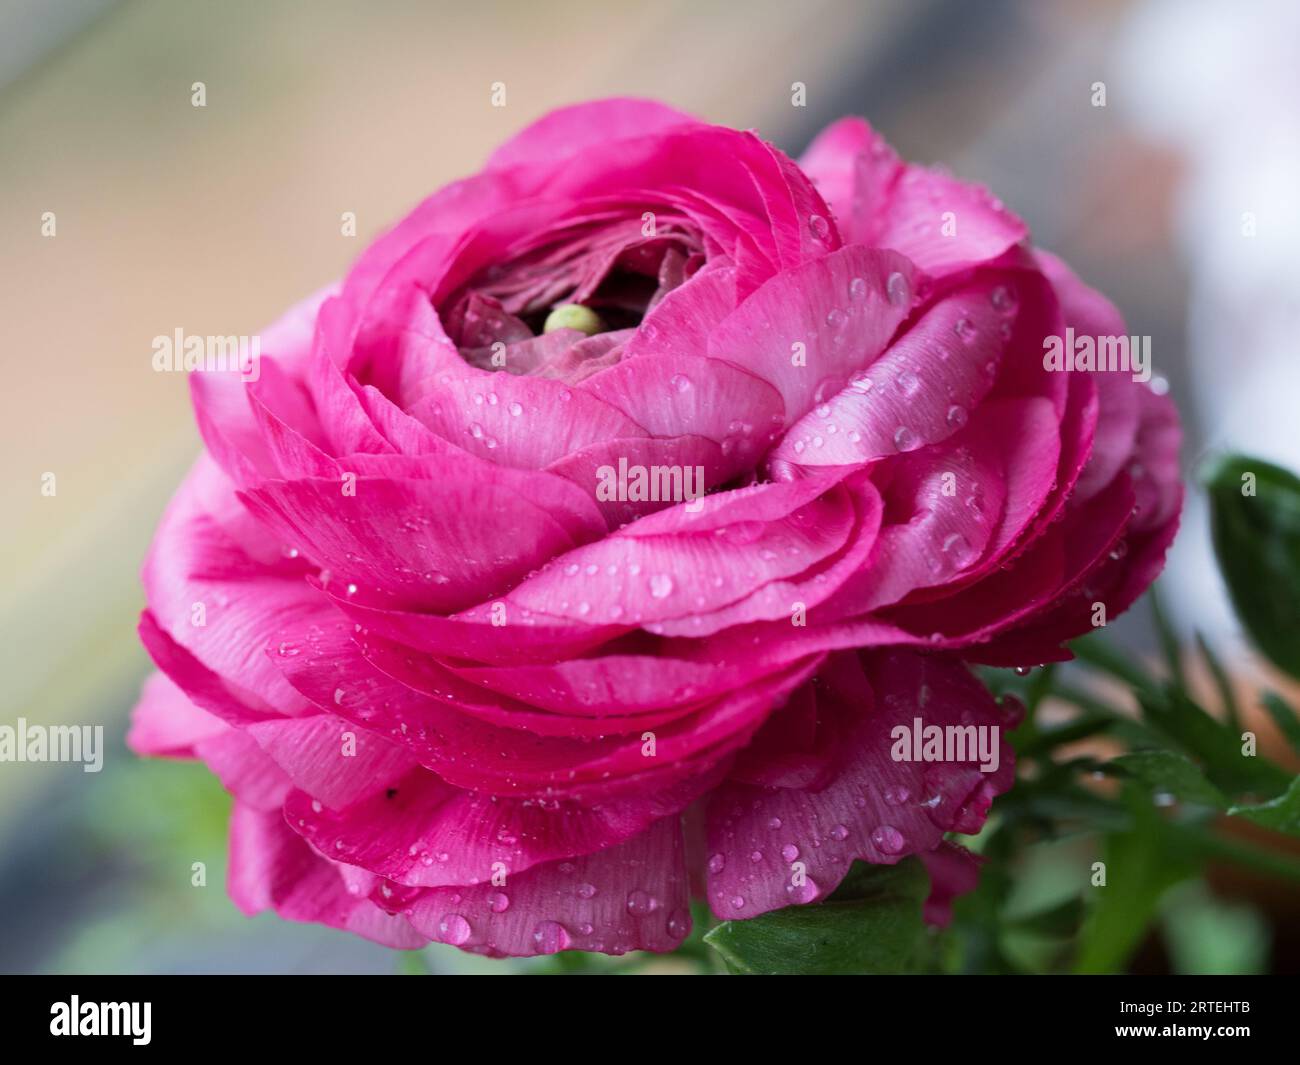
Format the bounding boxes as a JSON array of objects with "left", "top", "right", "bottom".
[{"left": 1, "top": 0, "right": 1297, "bottom": 974}]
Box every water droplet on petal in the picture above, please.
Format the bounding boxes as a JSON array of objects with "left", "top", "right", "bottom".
[
  {"left": 886, "top": 271, "right": 910, "bottom": 307},
  {"left": 990, "top": 284, "right": 1018, "bottom": 315},
  {"left": 786, "top": 878, "right": 820, "bottom": 904},
  {"left": 871, "top": 825, "right": 906, "bottom": 855},
  {"left": 648, "top": 573, "right": 674, "bottom": 599},
  {"left": 626, "top": 890, "right": 659, "bottom": 916},
  {"left": 893, "top": 426, "right": 919, "bottom": 452},
  {"left": 438, "top": 913, "right": 472, "bottom": 945},
  {"left": 942, "top": 532, "right": 975, "bottom": 567},
  {"left": 532, "top": 920, "right": 570, "bottom": 954}
]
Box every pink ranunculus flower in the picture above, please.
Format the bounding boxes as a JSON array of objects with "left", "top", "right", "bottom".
[{"left": 130, "top": 99, "right": 1181, "bottom": 956}]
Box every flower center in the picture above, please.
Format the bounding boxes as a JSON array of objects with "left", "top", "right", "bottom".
[{"left": 439, "top": 213, "right": 704, "bottom": 378}]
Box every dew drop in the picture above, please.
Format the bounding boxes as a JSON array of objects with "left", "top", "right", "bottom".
[
  {"left": 532, "top": 920, "right": 570, "bottom": 954},
  {"left": 990, "top": 284, "right": 1018, "bottom": 315},
  {"left": 942, "top": 532, "right": 975, "bottom": 567},
  {"left": 786, "top": 878, "right": 820, "bottom": 904},
  {"left": 626, "top": 890, "right": 659, "bottom": 916},
  {"left": 893, "top": 426, "right": 919, "bottom": 452},
  {"left": 438, "top": 913, "right": 472, "bottom": 945},
  {"left": 871, "top": 825, "right": 906, "bottom": 855},
  {"left": 886, "top": 271, "right": 910, "bottom": 307},
  {"left": 648, "top": 573, "right": 674, "bottom": 599}
]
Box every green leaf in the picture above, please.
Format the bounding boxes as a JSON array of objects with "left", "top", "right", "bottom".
[
  {"left": 1150, "top": 588, "right": 1186, "bottom": 691},
  {"left": 1074, "top": 786, "right": 1201, "bottom": 973},
  {"left": 1262, "top": 691, "right": 1300, "bottom": 756},
  {"left": 1229, "top": 775, "right": 1300, "bottom": 836},
  {"left": 1139, "top": 688, "right": 1292, "bottom": 796},
  {"left": 1195, "top": 631, "right": 1241, "bottom": 733},
  {"left": 1006, "top": 896, "right": 1085, "bottom": 938},
  {"left": 1016, "top": 713, "right": 1114, "bottom": 757},
  {"left": 1112, "top": 750, "right": 1226, "bottom": 808},
  {"left": 1204, "top": 453, "right": 1300, "bottom": 680},
  {"left": 1161, "top": 884, "right": 1268, "bottom": 975},
  {"left": 703, "top": 858, "right": 928, "bottom": 974}
]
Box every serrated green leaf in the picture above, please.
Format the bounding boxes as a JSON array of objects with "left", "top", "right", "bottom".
[
  {"left": 1112, "top": 750, "right": 1226, "bottom": 808},
  {"left": 1204, "top": 453, "right": 1300, "bottom": 681},
  {"left": 703, "top": 858, "right": 928, "bottom": 974},
  {"left": 1229, "top": 775, "right": 1300, "bottom": 836},
  {"left": 1139, "top": 688, "right": 1291, "bottom": 796}
]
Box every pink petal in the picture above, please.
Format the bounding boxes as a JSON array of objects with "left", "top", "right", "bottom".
[
  {"left": 407, "top": 372, "right": 646, "bottom": 469},
  {"left": 238, "top": 464, "right": 590, "bottom": 613},
  {"left": 139, "top": 456, "right": 330, "bottom": 713},
  {"left": 799, "top": 116, "right": 1027, "bottom": 277},
  {"left": 401, "top": 815, "right": 691, "bottom": 957},
  {"left": 228, "top": 802, "right": 424, "bottom": 949},
  {"left": 918, "top": 840, "right": 982, "bottom": 926},
  {"left": 708, "top": 246, "right": 916, "bottom": 426},
  {"left": 770, "top": 277, "right": 1013, "bottom": 469},
  {"left": 127, "top": 671, "right": 229, "bottom": 757},
  {"left": 705, "top": 650, "right": 1014, "bottom": 920}
]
